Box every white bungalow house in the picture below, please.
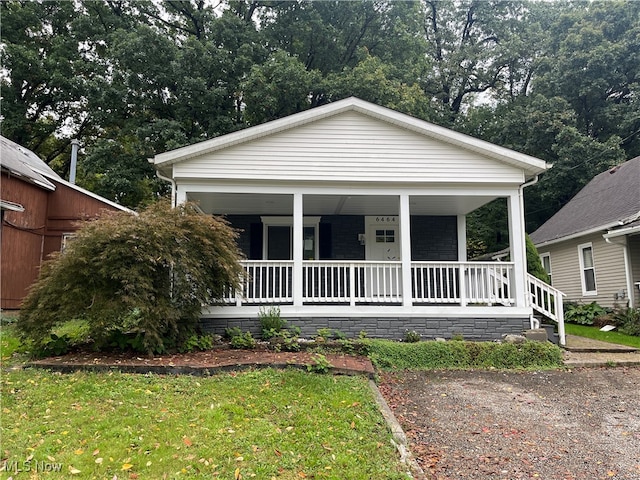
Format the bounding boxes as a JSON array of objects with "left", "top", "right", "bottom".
[{"left": 152, "top": 97, "right": 564, "bottom": 342}]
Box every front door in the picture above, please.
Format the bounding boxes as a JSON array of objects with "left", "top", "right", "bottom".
[{"left": 365, "top": 216, "right": 400, "bottom": 299}]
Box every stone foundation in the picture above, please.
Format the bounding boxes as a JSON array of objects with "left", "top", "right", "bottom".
[{"left": 200, "top": 316, "right": 530, "bottom": 341}]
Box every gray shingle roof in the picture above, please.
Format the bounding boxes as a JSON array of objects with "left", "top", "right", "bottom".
[
  {"left": 1, "top": 135, "right": 61, "bottom": 190},
  {"left": 530, "top": 156, "right": 640, "bottom": 245}
]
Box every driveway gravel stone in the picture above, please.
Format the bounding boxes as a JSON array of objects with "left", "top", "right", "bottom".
[{"left": 378, "top": 368, "right": 640, "bottom": 480}]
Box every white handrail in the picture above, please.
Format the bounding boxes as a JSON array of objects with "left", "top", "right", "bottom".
[{"left": 527, "top": 274, "right": 566, "bottom": 346}]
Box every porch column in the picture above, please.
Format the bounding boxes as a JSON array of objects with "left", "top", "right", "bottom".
[
  {"left": 292, "top": 192, "right": 303, "bottom": 307},
  {"left": 175, "top": 186, "right": 187, "bottom": 205},
  {"left": 457, "top": 215, "right": 467, "bottom": 307},
  {"left": 399, "top": 194, "right": 413, "bottom": 307},
  {"left": 457, "top": 215, "right": 467, "bottom": 261},
  {"left": 507, "top": 192, "right": 527, "bottom": 307}
]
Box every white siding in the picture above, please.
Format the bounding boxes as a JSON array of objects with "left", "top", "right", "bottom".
[
  {"left": 539, "top": 232, "right": 629, "bottom": 309},
  {"left": 173, "top": 111, "right": 525, "bottom": 184}
]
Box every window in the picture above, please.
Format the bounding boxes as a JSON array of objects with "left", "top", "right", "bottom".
[
  {"left": 61, "top": 233, "right": 75, "bottom": 252},
  {"left": 261, "top": 216, "right": 320, "bottom": 260},
  {"left": 578, "top": 243, "right": 597, "bottom": 295},
  {"left": 375, "top": 229, "right": 396, "bottom": 243},
  {"left": 540, "top": 253, "right": 552, "bottom": 285}
]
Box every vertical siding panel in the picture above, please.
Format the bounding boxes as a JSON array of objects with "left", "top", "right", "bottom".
[{"left": 1, "top": 174, "right": 123, "bottom": 309}]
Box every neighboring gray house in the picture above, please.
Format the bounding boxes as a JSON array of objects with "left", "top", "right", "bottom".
[
  {"left": 530, "top": 156, "right": 640, "bottom": 309},
  {"left": 152, "top": 97, "right": 561, "bottom": 341}
]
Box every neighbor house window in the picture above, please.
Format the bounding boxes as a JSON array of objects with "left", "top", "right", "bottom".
[
  {"left": 540, "top": 253, "right": 552, "bottom": 285},
  {"left": 578, "top": 243, "right": 597, "bottom": 295},
  {"left": 61, "top": 233, "right": 75, "bottom": 252}
]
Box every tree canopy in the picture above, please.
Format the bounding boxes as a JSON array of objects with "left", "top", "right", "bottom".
[{"left": 2, "top": 0, "right": 638, "bottom": 251}]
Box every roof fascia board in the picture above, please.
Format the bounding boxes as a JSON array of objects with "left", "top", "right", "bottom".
[
  {"left": 2, "top": 165, "right": 57, "bottom": 191},
  {"left": 154, "top": 98, "right": 549, "bottom": 176},
  {"left": 533, "top": 222, "right": 623, "bottom": 248},
  {"left": 604, "top": 224, "right": 640, "bottom": 240}
]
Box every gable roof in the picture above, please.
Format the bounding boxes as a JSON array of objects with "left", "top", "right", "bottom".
[
  {"left": 530, "top": 156, "right": 640, "bottom": 246},
  {"left": 1, "top": 135, "right": 60, "bottom": 190},
  {"left": 1, "top": 135, "right": 132, "bottom": 213},
  {"left": 153, "top": 97, "right": 549, "bottom": 179}
]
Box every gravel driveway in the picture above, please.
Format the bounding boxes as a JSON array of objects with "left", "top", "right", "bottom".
[{"left": 379, "top": 368, "right": 640, "bottom": 480}]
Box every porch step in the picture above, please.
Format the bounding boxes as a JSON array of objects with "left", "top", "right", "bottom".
[{"left": 563, "top": 335, "right": 638, "bottom": 353}]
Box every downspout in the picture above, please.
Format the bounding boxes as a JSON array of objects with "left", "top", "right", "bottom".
[
  {"left": 519, "top": 175, "right": 539, "bottom": 329},
  {"left": 151, "top": 159, "right": 176, "bottom": 208},
  {"left": 605, "top": 235, "right": 634, "bottom": 308}
]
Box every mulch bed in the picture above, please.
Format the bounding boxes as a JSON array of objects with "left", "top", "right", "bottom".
[{"left": 27, "top": 347, "right": 375, "bottom": 378}]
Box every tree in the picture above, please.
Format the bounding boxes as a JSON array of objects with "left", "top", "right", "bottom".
[
  {"left": 533, "top": 1, "right": 640, "bottom": 158},
  {"left": 526, "top": 234, "right": 549, "bottom": 283},
  {"left": 418, "top": 0, "right": 534, "bottom": 123},
  {"left": 241, "top": 50, "right": 322, "bottom": 125},
  {"left": 18, "top": 202, "right": 244, "bottom": 355},
  {"left": 464, "top": 95, "right": 626, "bottom": 232}
]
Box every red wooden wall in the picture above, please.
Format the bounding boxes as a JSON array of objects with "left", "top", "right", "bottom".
[{"left": 1, "top": 173, "right": 121, "bottom": 309}]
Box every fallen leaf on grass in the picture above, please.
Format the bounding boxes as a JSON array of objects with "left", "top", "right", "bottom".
[
  {"left": 121, "top": 463, "right": 133, "bottom": 471},
  {"left": 183, "top": 437, "right": 193, "bottom": 447},
  {"left": 69, "top": 466, "right": 81, "bottom": 475}
]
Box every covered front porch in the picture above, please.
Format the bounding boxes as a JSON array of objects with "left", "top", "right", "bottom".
[{"left": 185, "top": 188, "right": 535, "bottom": 340}]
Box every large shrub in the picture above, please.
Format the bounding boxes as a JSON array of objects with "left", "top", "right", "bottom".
[{"left": 18, "top": 201, "right": 244, "bottom": 355}]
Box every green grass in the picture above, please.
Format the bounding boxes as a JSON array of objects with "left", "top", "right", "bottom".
[
  {"left": 0, "top": 369, "right": 409, "bottom": 479},
  {"left": 1, "top": 323, "right": 24, "bottom": 364},
  {"left": 564, "top": 323, "right": 640, "bottom": 349}
]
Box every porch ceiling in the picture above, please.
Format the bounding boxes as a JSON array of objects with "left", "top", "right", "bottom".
[{"left": 188, "top": 192, "right": 499, "bottom": 216}]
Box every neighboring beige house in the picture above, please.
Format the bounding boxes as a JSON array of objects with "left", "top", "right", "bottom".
[{"left": 530, "top": 156, "right": 640, "bottom": 309}]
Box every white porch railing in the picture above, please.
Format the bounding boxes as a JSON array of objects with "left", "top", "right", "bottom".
[
  {"left": 223, "top": 260, "right": 515, "bottom": 307},
  {"left": 411, "top": 262, "right": 514, "bottom": 305},
  {"left": 527, "top": 273, "right": 566, "bottom": 345}
]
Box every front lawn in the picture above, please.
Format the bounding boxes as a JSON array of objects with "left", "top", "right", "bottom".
[
  {"left": 0, "top": 369, "right": 409, "bottom": 479},
  {"left": 564, "top": 323, "right": 640, "bottom": 349}
]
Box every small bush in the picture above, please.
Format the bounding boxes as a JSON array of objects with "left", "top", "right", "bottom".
[
  {"left": 230, "top": 331, "right": 257, "bottom": 349},
  {"left": 259, "top": 306, "right": 287, "bottom": 339},
  {"left": 614, "top": 308, "right": 640, "bottom": 337},
  {"left": 565, "top": 302, "right": 608, "bottom": 325},
  {"left": 306, "top": 353, "right": 332, "bottom": 374},
  {"left": 178, "top": 334, "right": 216, "bottom": 353},
  {"left": 367, "top": 339, "right": 563, "bottom": 370},
  {"left": 315, "top": 328, "right": 332, "bottom": 341},
  {"left": 332, "top": 330, "right": 347, "bottom": 340},
  {"left": 403, "top": 330, "right": 421, "bottom": 343},
  {"left": 224, "top": 327, "right": 243, "bottom": 340},
  {"left": 268, "top": 329, "right": 301, "bottom": 352}
]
